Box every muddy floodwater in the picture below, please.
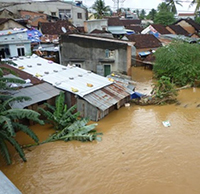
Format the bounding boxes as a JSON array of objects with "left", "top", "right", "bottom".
[{"left": 1, "top": 67, "right": 200, "bottom": 194}]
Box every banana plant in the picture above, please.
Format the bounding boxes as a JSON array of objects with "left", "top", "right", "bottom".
[
  {"left": 38, "top": 92, "right": 102, "bottom": 143},
  {"left": 38, "top": 91, "right": 80, "bottom": 130}
]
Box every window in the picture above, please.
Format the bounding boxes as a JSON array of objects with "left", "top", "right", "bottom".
[
  {"left": 77, "top": 13, "right": 82, "bottom": 19},
  {"left": 51, "top": 12, "right": 56, "bottom": 16},
  {"left": 59, "top": 9, "right": 71, "bottom": 19},
  {"left": 38, "top": 11, "right": 44, "bottom": 14},
  {"left": 73, "top": 63, "right": 82, "bottom": 68},
  {"left": 17, "top": 47, "right": 25, "bottom": 56}
]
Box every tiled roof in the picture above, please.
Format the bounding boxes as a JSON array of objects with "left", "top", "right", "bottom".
[
  {"left": 151, "top": 24, "right": 171, "bottom": 34},
  {"left": 126, "top": 26, "right": 143, "bottom": 33},
  {"left": 186, "top": 19, "right": 200, "bottom": 31},
  {"left": 106, "top": 17, "right": 124, "bottom": 26},
  {"left": 0, "top": 18, "right": 11, "bottom": 24},
  {"left": 120, "top": 19, "right": 141, "bottom": 26},
  {"left": 1, "top": 63, "right": 42, "bottom": 85},
  {"left": 126, "top": 34, "right": 162, "bottom": 49},
  {"left": 173, "top": 19, "right": 200, "bottom": 31},
  {"left": 40, "top": 34, "right": 59, "bottom": 43},
  {"left": 39, "top": 20, "right": 79, "bottom": 35},
  {"left": 167, "top": 25, "right": 189, "bottom": 36}
]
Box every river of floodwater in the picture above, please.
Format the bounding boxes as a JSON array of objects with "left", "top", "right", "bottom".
[{"left": 1, "top": 66, "right": 200, "bottom": 194}]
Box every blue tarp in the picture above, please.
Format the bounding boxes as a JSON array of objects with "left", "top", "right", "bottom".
[
  {"left": 138, "top": 51, "right": 151, "bottom": 57},
  {"left": 150, "top": 31, "right": 159, "bottom": 38},
  {"left": 131, "top": 92, "right": 145, "bottom": 99},
  {"left": 27, "top": 28, "right": 43, "bottom": 43}
]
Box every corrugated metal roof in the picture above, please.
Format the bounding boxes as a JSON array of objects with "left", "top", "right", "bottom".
[
  {"left": 108, "top": 26, "right": 127, "bottom": 34},
  {"left": 10, "top": 82, "right": 60, "bottom": 109},
  {"left": 83, "top": 83, "right": 130, "bottom": 111},
  {"left": 0, "top": 171, "right": 22, "bottom": 194},
  {"left": 9, "top": 54, "right": 113, "bottom": 97}
]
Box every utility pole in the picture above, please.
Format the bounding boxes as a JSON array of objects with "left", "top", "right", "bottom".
[{"left": 112, "top": 0, "right": 126, "bottom": 15}]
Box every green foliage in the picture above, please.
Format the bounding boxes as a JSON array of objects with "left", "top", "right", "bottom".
[
  {"left": 151, "top": 76, "right": 178, "bottom": 99},
  {"left": 43, "top": 118, "right": 102, "bottom": 143},
  {"left": 153, "top": 41, "right": 200, "bottom": 86},
  {"left": 154, "top": 11, "right": 175, "bottom": 25},
  {"left": 90, "top": 0, "right": 111, "bottom": 19},
  {"left": 146, "top": 9, "right": 157, "bottom": 20},
  {"left": 0, "top": 97, "right": 44, "bottom": 165},
  {"left": 165, "top": 0, "right": 182, "bottom": 14},
  {"left": 195, "top": 16, "right": 200, "bottom": 24},
  {"left": 191, "top": 0, "right": 200, "bottom": 13},
  {"left": 38, "top": 92, "right": 79, "bottom": 130},
  {"left": 139, "top": 9, "right": 146, "bottom": 20},
  {"left": 39, "top": 92, "right": 102, "bottom": 143},
  {"left": 0, "top": 67, "right": 44, "bottom": 165}
]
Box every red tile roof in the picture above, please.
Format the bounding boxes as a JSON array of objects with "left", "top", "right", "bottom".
[
  {"left": 105, "top": 17, "right": 124, "bottom": 26},
  {"left": 173, "top": 18, "right": 200, "bottom": 31},
  {"left": 151, "top": 24, "right": 171, "bottom": 34},
  {"left": 120, "top": 19, "right": 141, "bottom": 27},
  {"left": 39, "top": 20, "right": 79, "bottom": 35},
  {"left": 126, "top": 26, "right": 143, "bottom": 34},
  {"left": 126, "top": 34, "right": 162, "bottom": 49},
  {"left": 167, "top": 24, "right": 189, "bottom": 36},
  {"left": 1, "top": 63, "right": 42, "bottom": 85}
]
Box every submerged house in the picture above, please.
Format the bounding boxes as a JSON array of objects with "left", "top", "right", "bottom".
[
  {"left": 7, "top": 55, "right": 134, "bottom": 121},
  {"left": 126, "top": 34, "right": 162, "bottom": 66},
  {"left": 59, "top": 34, "right": 135, "bottom": 76},
  {"left": 1, "top": 63, "right": 60, "bottom": 111}
]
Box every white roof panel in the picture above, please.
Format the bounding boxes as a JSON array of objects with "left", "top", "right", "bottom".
[{"left": 10, "top": 55, "right": 112, "bottom": 97}]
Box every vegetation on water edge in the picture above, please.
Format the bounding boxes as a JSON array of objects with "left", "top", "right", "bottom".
[
  {"left": 0, "top": 67, "right": 44, "bottom": 165},
  {"left": 38, "top": 92, "right": 102, "bottom": 143},
  {"left": 132, "top": 76, "right": 178, "bottom": 105},
  {"left": 153, "top": 41, "right": 200, "bottom": 87}
]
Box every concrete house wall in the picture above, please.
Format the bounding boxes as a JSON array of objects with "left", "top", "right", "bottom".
[
  {"left": 60, "top": 34, "right": 134, "bottom": 76},
  {"left": 0, "top": 19, "right": 24, "bottom": 30},
  {"left": 0, "top": 1, "right": 87, "bottom": 27},
  {"left": 0, "top": 30, "right": 31, "bottom": 58},
  {"left": 84, "top": 19, "right": 108, "bottom": 33}
]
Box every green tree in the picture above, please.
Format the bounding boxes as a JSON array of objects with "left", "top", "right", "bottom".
[
  {"left": 157, "top": 2, "right": 171, "bottom": 12},
  {"left": 191, "top": 0, "right": 200, "bottom": 13},
  {"left": 0, "top": 67, "right": 44, "bottom": 165},
  {"left": 195, "top": 16, "right": 200, "bottom": 24},
  {"left": 153, "top": 41, "right": 200, "bottom": 86},
  {"left": 154, "top": 11, "right": 175, "bottom": 25},
  {"left": 139, "top": 9, "right": 146, "bottom": 19},
  {"left": 165, "top": 0, "right": 182, "bottom": 13},
  {"left": 146, "top": 9, "right": 157, "bottom": 20},
  {"left": 90, "top": 0, "right": 111, "bottom": 19}
]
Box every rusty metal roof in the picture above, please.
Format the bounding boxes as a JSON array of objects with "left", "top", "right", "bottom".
[{"left": 83, "top": 83, "right": 131, "bottom": 111}]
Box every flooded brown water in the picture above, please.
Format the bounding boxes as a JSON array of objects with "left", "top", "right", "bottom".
[{"left": 1, "top": 67, "right": 200, "bottom": 194}]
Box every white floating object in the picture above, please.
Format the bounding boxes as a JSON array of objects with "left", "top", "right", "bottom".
[
  {"left": 162, "top": 120, "right": 171, "bottom": 127},
  {"left": 125, "top": 103, "right": 130, "bottom": 107}
]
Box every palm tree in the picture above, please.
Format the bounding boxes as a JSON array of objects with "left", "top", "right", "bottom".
[
  {"left": 90, "top": 0, "right": 111, "bottom": 19},
  {"left": 0, "top": 66, "right": 44, "bottom": 164},
  {"left": 0, "top": 99, "right": 44, "bottom": 165},
  {"left": 191, "top": 0, "right": 200, "bottom": 13},
  {"left": 165, "top": 0, "right": 182, "bottom": 13}
]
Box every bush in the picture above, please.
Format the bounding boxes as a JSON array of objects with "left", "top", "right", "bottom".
[{"left": 153, "top": 41, "right": 200, "bottom": 86}]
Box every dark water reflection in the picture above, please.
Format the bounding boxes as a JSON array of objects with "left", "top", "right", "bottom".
[{"left": 1, "top": 67, "right": 200, "bottom": 194}]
